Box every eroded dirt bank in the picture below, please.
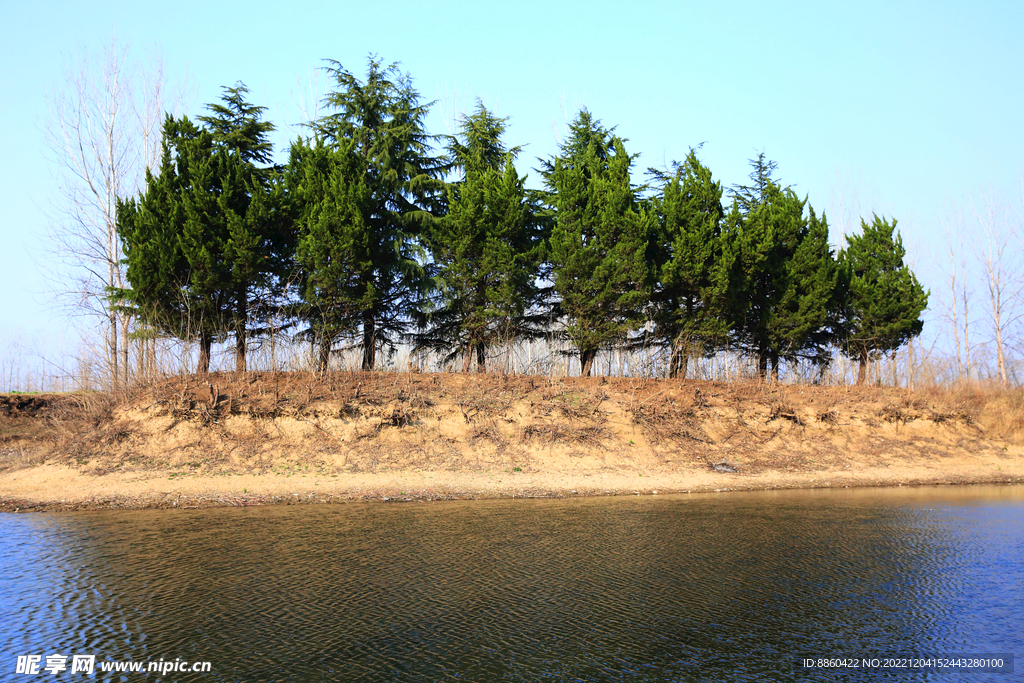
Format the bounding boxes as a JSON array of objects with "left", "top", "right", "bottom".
[{"left": 2, "top": 373, "right": 1022, "bottom": 511}]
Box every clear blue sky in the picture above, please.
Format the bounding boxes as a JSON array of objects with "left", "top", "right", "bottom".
[{"left": 2, "top": 0, "right": 1022, "bottom": 363}]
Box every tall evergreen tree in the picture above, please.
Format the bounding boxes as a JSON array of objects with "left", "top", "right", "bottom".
[
  {"left": 196, "top": 83, "right": 283, "bottom": 372},
  {"left": 308, "top": 57, "right": 446, "bottom": 370},
  {"left": 772, "top": 206, "right": 845, "bottom": 369},
  {"left": 727, "top": 155, "right": 842, "bottom": 379},
  {"left": 118, "top": 115, "right": 222, "bottom": 372},
  {"left": 198, "top": 84, "right": 275, "bottom": 167},
  {"left": 839, "top": 215, "right": 927, "bottom": 384},
  {"left": 116, "top": 85, "right": 281, "bottom": 373},
  {"left": 542, "top": 110, "right": 652, "bottom": 377},
  {"left": 648, "top": 150, "right": 731, "bottom": 378},
  {"left": 418, "top": 103, "right": 544, "bottom": 372},
  {"left": 287, "top": 138, "right": 375, "bottom": 371}
]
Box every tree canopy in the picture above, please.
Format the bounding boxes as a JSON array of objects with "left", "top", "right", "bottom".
[
  {"left": 417, "top": 103, "right": 545, "bottom": 372},
  {"left": 647, "top": 150, "right": 731, "bottom": 378},
  {"left": 116, "top": 85, "right": 280, "bottom": 373},
  {"left": 542, "top": 110, "right": 652, "bottom": 377},
  {"left": 303, "top": 57, "right": 447, "bottom": 370},
  {"left": 726, "top": 156, "right": 843, "bottom": 379},
  {"left": 839, "top": 215, "right": 928, "bottom": 384}
]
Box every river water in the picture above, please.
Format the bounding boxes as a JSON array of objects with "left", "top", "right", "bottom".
[{"left": 2, "top": 486, "right": 1021, "bottom": 681}]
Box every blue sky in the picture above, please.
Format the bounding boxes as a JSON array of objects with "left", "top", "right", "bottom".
[{"left": 2, "top": 0, "right": 1022, "bottom": 367}]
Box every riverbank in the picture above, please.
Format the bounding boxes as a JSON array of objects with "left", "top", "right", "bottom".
[{"left": 2, "top": 373, "right": 1022, "bottom": 511}]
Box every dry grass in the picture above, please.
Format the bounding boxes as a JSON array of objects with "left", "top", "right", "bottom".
[{"left": 919, "top": 382, "right": 1024, "bottom": 441}]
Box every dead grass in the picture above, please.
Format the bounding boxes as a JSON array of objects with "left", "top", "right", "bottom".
[{"left": 918, "top": 382, "right": 1024, "bottom": 440}]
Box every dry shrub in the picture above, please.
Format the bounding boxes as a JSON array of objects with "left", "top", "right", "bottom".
[
  {"left": 532, "top": 386, "right": 607, "bottom": 422},
  {"left": 630, "top": 404, "right": 706, "bottom": 444},
  {"left": 768, "top": 401, "right": 802, "bottom": 424},
  {"left": 878, "top": 404, "right": 908, "bottom": 425},
  {"left": 519, "top": 423, "right": 609, "bottom": 448},
  {"left": 457, "top": 395, "right": 507, "bottom": 423},
  {"left": 817, "top": 408, "right": 838, "bottom": 424},
  {"left": 470, "top": 420, "right": 508, "bottom": 446},
  {"left": 46, "top": 391, "right": 117, "bottom": 427}
]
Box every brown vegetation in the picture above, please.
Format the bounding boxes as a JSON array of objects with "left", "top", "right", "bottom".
[{"left": 1, "top": 372, "right": 1022, "bottom": 511}]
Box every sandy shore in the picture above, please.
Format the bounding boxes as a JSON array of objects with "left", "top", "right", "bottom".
[{"left": 2, "top": 458, "right": 1021, "bottom": 512}]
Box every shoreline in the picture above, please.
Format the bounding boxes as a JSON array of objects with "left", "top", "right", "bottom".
[{"left": 3, "top": 460, "right": 1021, "bottom": 513}]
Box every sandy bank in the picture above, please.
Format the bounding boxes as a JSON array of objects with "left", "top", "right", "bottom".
[{"left": 2, "top": 373, "right": 1022, "bottom": 511}]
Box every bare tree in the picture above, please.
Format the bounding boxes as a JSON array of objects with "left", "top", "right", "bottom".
[
  {"left": 42, "top": 37, "right": 183, "bottom": 388},
  {"left": 287, "top": 67, "right": 323, "bottom": 135},
  {"left": 941, "top": 206, "right": 977, "bottom": 382},
  {"left": 974, "top": 196, "right": 1024, "bottom": 385}
]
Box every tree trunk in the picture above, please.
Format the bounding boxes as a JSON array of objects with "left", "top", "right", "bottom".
[
  {"left": 757, "top": 351, "right": 768, "bottom": 380},
  {"left": 962, "top": 283, "right": 972, "bottom": 380},
  {"left": 361, "top": 314, "right": 376, "bottom": 371},
  {"left": 198, "top": 332, "right": 212, "bottom": 375},
  {"left": 269, "top": 320, "right": 278, "bottom": 372},
  {"left": 119, "top": 314, "right": 129, "bottom": 387},
  {"left": 476, "top": 341, "right": 486, "bottom": 373},
  {"left": 580, "top": 348, "right": 598, "bottom": 377},
  {"left": 109, "top": 311, "right": 119, "bottom": 389},
  {"left": 316, "top": 333, "right": 332, "bottom": 374},
  {"left": 234, "top": 295, "right": 247, "bottom": 373},
  {"left": 136, "top": 332, "right": 145, "bottom": 382},
  {"left": 770, "top": 352, "right": 779, "bottom": 382},
  {"left": 669, "top": 344, "right": 688, "bottom": 380},
  {"left": 462, "top": 346, "right": 474, "bottom": 373},
  {"left": 993, "top": 294, "right": 1007, "bottom": 384},
  {"left": 857, "top": 346, "right": 868, "bottom": 385}
]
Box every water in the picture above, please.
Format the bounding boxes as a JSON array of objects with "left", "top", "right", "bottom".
[{"left": 1, "top": 486, "right": 1021, "bottom": 681}]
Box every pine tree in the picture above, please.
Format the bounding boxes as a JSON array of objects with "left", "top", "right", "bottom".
[
  {"left": 287, "top": 138, "right": 375, "bottom": 371},
  {"left": 196, "top": 83, "right": 282, "bottom": 372},
  {"left": 308, "top": 57, "right": 446, "bottom": 370},
  {"left": 839, "top": 215, "right": 927, "bottom": 384},
  {"left": 727, "top": 156, "right": 842, "bottom": 379},
  {"left": 648, "top": 150, "right": 731, "bottom": 378},
  {"left": 542, "top": 110, "right": 652, "bottom": 377},
  {"left": 418, "top": 103, "right": 544, "bottom": 372},
  {"left": 772, "top": 206, "right": 844, "bottom": 369},
  {"left": 116, "top": 85, "right": 281, "bottom": 374},
  {"left": 117, "top": 115, "right": 221, "bottom": 372}
]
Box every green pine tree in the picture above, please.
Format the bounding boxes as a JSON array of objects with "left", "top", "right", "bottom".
[
  {"left": 648, "top": 150, "right": 731, "bottom": 378},
  {"left": 115, "top": 117, "right": 198, "bottom": 362},
  {"left": 727, "top": 155, "right": 842, "bottom": 379},
  {"left": 287, "top": 137, "right": 375, "bottom": 371},
  {"left": 418, "top": 103, "right": 544, "bottom": 372},
  {"left": 773, "top": 206, "right": 844, "bottom": 369},
  {"left": 118, "top": 115, "right": 222, "bottom": 372},
  {"left": 839, "top": 215, "right": 927, "bottom": 384},
  {"left": 196, "top": 83, "right": 283, "bottom": 372},
  {"left": 116, "top": 85, "right": 281, "bottom": 373},
  {"left": 542, "top": 110, "right": 652, "bottom": 377},
  {"left": 309, "top": 57, "right": 446, "bottom": 370}
]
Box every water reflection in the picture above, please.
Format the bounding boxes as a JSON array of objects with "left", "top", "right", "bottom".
[{"left": 1, "top": 486, "right": 1021, "bottom": 681}]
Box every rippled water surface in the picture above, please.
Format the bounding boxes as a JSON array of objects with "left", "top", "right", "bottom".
[{"left": 2, "top": 486, "right": 1022, "bottom": 681}]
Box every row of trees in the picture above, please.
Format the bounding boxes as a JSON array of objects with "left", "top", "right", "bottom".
[{"left": 115, "top": 58, "right": 928, "bottom": 383}]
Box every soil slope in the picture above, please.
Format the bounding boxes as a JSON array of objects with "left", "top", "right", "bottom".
[{"left": 2, "top": 373, "right": 1022, "bottom": 511}]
